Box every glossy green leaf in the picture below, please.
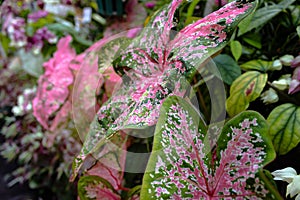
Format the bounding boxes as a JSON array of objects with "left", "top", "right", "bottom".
[
  {"left": 213, "top": 54, "right": 241, "bottom": 85},
  {"left": 237, "top": 10, "right": 255, "bottom": 36},
  {"left": 230, "top": 40, "right": 242, "bottom": 61},
  {"left": 267, "top": 103, "right": 300, "bottom": 155},
  {"left": 226, "top": 71, "right": 268, "bottom": 116},
  {"left": 141, "top": 96, "right": 276, "bottom": 199},
  {"left": 241, "top": 59, "right": 273, "bottom": 72},
  {"left": 244, "top": 0, "right": 296, "bottom": 33}
]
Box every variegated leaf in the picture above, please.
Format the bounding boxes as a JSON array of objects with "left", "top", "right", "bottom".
[
  {"left": 169, "top": 0, "right": 257, "bottom": 76},
  {"left": 226, "top": 71, "right": 268, "bottom": 117},
  {"left": 141, "top": 96, "right": 276, "bottom": 199},
  {"left": 78, "top": 175, "right": 120, "bottom": 200},
  {"left": 72, "top": 0, "right": 258, "bottom": 179},
  {"left": 77, "top": 133, "right": 129, "bottom": 200}
]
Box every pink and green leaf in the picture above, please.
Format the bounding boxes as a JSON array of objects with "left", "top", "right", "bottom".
[
  {"left": 77, "top": 132, "right": 129, "bottom": 199},
  {"left": 78, "top": 175, "right": 120, "bottom": 200},
  {"left": 141, "top": 96, "right": 276, "bottom": 199},
  {"left": 72, "top": 0, "right": 258, "bottom": 180},
  {"left": 169, "top": 0, "right": 257, "bottom": 74}
]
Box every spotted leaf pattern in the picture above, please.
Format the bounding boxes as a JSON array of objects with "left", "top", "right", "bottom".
[
  {"left": 141, "top": 96, "right": 276, "bottom": 199},
  {"left": 71, "top": 0, "right": 258, "bottom": 179}
]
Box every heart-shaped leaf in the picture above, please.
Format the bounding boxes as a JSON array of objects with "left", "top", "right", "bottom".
[
  {"left": 226, "top": 71, "right": 267, "bottom": 116},
  {"left": 141, "top": 96, "right": 275, "bottom": 199},
  {"left": 267, "top": 103, "right": 300, "bottom": 155},
  {"left": 71, "top": 0, "right": 258, "bottom": 179}
]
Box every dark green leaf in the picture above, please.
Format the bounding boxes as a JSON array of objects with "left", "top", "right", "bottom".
[
  {"left": 243, "top": 0, "right": 296, "bottom": 33},
  {"left": 242, "top": 32, "right": 262, "bottom": 49},
  {"left": 213, "top": 54, "right": 241, "bottom": 85}
]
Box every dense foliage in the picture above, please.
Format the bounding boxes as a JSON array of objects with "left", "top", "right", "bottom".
[{"left": 0, "top": 0, "right": 299, "bottom": 199}]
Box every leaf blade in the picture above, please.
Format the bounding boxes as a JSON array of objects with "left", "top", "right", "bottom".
[
  {"left": 226, "top": 71, "right": 268, "bottom": 116},
  {"left": 267, "top": 103, "right": 300, "bottom": 155}
]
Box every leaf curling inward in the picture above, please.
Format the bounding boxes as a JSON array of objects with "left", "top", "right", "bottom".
[{"left": 141, "top": 96, "right": 276, "bottom": 199}]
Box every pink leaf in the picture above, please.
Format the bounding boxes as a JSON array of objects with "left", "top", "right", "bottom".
[
  {"left": 86, "top": 132, "right": 129, "bottom": 191},
  {"left": 33, "top": 35, "right": 76, "bottom": 129},
  {"left": 141, "top": 96, "right": 275, "bottom": 199}
]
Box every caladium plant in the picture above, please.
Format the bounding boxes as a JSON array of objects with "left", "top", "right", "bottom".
[
  {"left": 78, "top": 133, "right": 129, "bottom": 200},
  {"left": 71, "top": 0, "right": 258, "bottom": 180},
  {"left": 141, "top": 96, "right": 277, "bottom": 199}
]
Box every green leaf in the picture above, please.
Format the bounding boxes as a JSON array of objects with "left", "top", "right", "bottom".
[
  {"left": 47, "top": 23, "right": 93, "bottom": 46},
  {"left": 185, "top": 0, "right": 201, "bottom": 25},
  {"left": 141, "top": 96, "right": 276, "bottom": 199},
  {"left": 226, "top": 71, "right": 268, "bottom": 116},
  {"left": 258, "top": 170, "right": 284, "bottom": 200},
  {"left": 241, "top": 59, "right": 273, "bottom": 72},
  {"left": 213, "top": 54, "right": 241, "bottom": 85},
  {"left": 244, "top": 0, "right": 296, "bottom": 33},
  {"left": 242, "top": 32, "right": 262, "bottom": 49},
  {"left": 126, "top": 185, "right": 141, "bottom": 200},
  {"left": 0, "top": 33, "right": 10, "bottom": 55},
  {"left": 230, "top": 40, "right": 243, "bottom": 61},
  {"left": 238, "top": 10, "right": 255, "bottom": 36},
  {"left": 18, "top": 49, "right": 44, "bottom": 77},
  {"left": 267, "top": 103, "right": 300, "bottom": 155}
]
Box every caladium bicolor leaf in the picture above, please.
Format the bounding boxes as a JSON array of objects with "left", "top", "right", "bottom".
[
  {"left": 78, "top": 175, "right": 120, "bottom": 200},
  {"left": 267, "top": 103, "right": 300, "bottom": 155},
  {"left": 226, "top": 71, "right": 267, "bottom": 116},
  {"left": 71, "top": 0, "right": 258, "bottom": 179},
  {"left": 141, "top": 96, "right": 275, "bottom": 199},
  {"left": 77, "top": 132, "right": 129, "bottom": 200},
  {"left": 33, "top": 35, "right": 76, "bottom": 130},
  {"left": 85, "top": 132, "right": 129, "bottom": 191}
]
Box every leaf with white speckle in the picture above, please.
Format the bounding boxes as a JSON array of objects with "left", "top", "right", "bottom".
[
  {"left": 141, "top": 96, "right": 276, "bottom": 199},
  {"left": 72, "top": 0, "right": 259, "bottom": 180}
]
